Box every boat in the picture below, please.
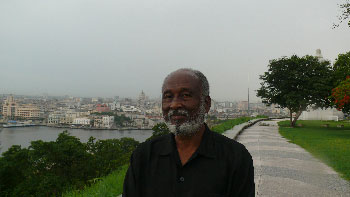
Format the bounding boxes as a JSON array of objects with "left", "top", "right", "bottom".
[{"left": 3, "top": 121, "right": 36, "bottom": 128}]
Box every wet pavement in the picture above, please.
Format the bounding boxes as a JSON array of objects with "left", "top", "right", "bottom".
[{"left": 232, "top": 119, "right": 350, "bottom": 196}]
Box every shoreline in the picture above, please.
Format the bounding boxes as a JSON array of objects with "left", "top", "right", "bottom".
[{"left": 1, "top": 124, "right": 152, "bottom": 131}]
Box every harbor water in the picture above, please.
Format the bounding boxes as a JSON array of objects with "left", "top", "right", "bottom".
[{"left": 0, "top": 126, "right": 153, "bottom": 154}]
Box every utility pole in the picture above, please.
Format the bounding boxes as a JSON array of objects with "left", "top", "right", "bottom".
[
  {"left": 248, "top": 87, "right": 250, "bottom": 116},
  {"left": 247, "top": 74, "right": 250, "bottom": 116}
]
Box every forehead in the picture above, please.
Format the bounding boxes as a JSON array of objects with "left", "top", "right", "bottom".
[{"left": 162, "top": 71, "right": 201, "bottom": 93}]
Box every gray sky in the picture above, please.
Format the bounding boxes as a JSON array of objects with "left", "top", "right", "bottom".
[{"left": 1, "top": 0, "right": 349, "bottom": 102}]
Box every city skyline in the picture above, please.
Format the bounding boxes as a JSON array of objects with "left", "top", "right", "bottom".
[
  {"left": 0, "top": 91, "right": 261, "bottom": 103},
  {"left": 1, "top": 0, "right": 349, "bottom": 101}
]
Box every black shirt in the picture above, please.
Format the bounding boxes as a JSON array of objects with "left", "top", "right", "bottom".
[{"left": 123, "top": 124, "right": 255, "bottom": 197}]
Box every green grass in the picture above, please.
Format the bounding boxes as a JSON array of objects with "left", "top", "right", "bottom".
[
  {"left": 278, "top": 120, "right": 350, "bottom": 181},
  {"left": 211, "top": 116, "right": 266, "bottom": 134},
  {"left": 63, "top": 165, "right": 128, "bottom": 197}
]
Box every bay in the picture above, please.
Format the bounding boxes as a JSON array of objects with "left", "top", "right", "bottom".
[{"left": 0, "top": 126, "right": 153, "bottom": 154}]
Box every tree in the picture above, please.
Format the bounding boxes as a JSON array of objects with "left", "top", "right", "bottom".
[
  {"left": 331, "top": 76, "right": 350, "bottom": 114},
  {"left": 333, "top": 51, "right": 350, "bottom": 86},
  {"left": 147, "top": 122, "right": 170, "bottom": 140},
  {"left": 0, "top": 146, "right": 31, "bottom": 196},
  {"left": 334, "top": 0, "right": 350, "bottom": 28},
  {"left": 114, "top": 114, "right": 132, "bottom": 127},
  {"left": 257, "top": 55, "right": 333, "bottom": 127},
  {"left": 0, "top": 131, "right": 139, "bottom": 196}
]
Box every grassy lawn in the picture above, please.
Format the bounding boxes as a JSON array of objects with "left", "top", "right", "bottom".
[
  {"left": 63, "top": 165, "right": 128, "bottom": 197},
  {"left": 211, "top": 116, "right": 266, "bottom": 134},
  {"left": 278, "top": 120, "right": 350, "bottom": 181}
]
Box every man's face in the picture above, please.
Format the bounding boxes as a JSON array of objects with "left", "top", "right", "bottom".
[{"left": 162, "top": 71, "right": 208, "bottom": 136}]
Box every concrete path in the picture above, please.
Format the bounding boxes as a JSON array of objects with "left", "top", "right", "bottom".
[{"left": 233, "top": 119, "right": 350, "bottom": 196}]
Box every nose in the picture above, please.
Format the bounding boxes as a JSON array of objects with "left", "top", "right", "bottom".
[{"left": 169, "top": 97, "right": 183, "bottom": 110}]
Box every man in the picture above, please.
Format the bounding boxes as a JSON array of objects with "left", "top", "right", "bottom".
[{"left": 123, "top": 68, "right": 255, "bottom": 197}]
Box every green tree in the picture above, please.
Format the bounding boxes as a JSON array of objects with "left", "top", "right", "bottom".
[
  {"left": 147, "top": 122, "right": 170, "bottom": 140},
  {"left": 334, "top": 0, "right": 350, "bottom": 28},
  {"left": 333, "top": 51, "right": 350, "bottom": 85},
  {"left": 114, "top": 114, "right": 132, "bottom": 126},
  {"left": 0, "top": 146, "right": 31, "bottom": 196},
  {"left": 257, "top": 55, "right": 333, "bottom": 127},
  {"left": 90, "top": 137, "right": 138, "bottom": 177},
  {"left": 0, "top": 131, "right": 139, "bottom": 196}
]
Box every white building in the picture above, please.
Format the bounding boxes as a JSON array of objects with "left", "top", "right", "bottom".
[
  {"left": 102, "top": 116, "right": 114, "bottom": 128},
  {"left": 121, "top": 105, "right": 141, "bottom": 113},
  {"left": 48, "top": 112, "right": 65, "bottom": 124},
  {"left": 92, "top": 115, "right": 114, "bottom": 128},
  {"left": 73, "top": 118, "right": 90, "bottom": 125},
  {"left": 109, "top": 102, "right": 121, "bottom": 110},
  {"left": 300, "top": 108, "right": 344, "bottom": 121}
]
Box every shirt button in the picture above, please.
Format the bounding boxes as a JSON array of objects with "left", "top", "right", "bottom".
[{"left": 179, "top": 177, "right": 185, "bottom": 182}]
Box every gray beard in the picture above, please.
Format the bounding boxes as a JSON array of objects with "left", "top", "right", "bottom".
[{"left": 164, "top": 103, "right": 206, "bottom": 137}]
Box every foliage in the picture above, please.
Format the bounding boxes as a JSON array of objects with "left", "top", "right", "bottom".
[
  {"left": 114, "top": 114, "right": 132, "bottom": 126},
  {"left": 211, "top": 116, "right": 264, "bottom": 134},
  {"left": 147, "top": 122, "right": 171, "bottom": 140},
  {"left": 0, "top": 131, "right": 139, "bottom": 197},
  {"left": 334, "top": 0, "right": 350, "bottom": 28},
  {"left": 278, "top": 120, "right": 350, "bottom": 180},
  {"left": 257, "top": 55, "right": 333, "bottom": 127},
  {"left": 333, "top": 51, "right": 350, "bottom": 86},
  {"left": 63, "top": 165, "right": 128, "bottom": 197},
  {"left": 331, "top": 77, "right": 350, "bottom": 114}
]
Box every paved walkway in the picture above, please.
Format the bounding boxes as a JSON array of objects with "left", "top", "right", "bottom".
[{"left": 231, "top": 119, "right": 350, "bottom": 196}]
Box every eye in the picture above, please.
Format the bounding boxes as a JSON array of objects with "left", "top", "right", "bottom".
[
  {"left": 182, "top": 93, "right": 191, "bottom": 98},
  {"left": 163, "top": 93, "right": 172, "bottom": 99}
]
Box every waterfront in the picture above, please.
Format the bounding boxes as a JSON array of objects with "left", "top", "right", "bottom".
[{"left": 0, "top": 126, "right": 153, "bottom": 154}]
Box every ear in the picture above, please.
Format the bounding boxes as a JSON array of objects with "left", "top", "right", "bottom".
[{"left": 204, "top": 96, "right": 211, "bottom": 113}]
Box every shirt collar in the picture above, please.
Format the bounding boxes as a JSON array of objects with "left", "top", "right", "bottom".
[
  {"left": 159, "top": 123, "right": 216, "bottom": 159},
  {"left": 159, "top": 133, "right": 174, "bottom": 156}
]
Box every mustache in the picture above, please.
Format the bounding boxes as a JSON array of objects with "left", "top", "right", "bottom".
[{"left": 167, "top": 109, "right": 189, "bottom": 118}]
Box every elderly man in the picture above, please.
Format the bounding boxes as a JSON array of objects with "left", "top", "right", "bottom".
[{"left": 123, "top": 68, "right": 255, "bottom": 197}]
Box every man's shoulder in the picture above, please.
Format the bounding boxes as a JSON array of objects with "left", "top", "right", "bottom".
[{"left": 133, "top": 134, "right": 172, "bottom": 157}]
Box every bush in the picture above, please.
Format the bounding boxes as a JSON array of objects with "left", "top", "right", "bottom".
[{"left": 0, "top": 131, "right": 139, "bottom": 196}]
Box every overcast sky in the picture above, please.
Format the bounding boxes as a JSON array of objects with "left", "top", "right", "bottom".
[{"left": 1, "top": 0, "right": 349, "bottom": 102}]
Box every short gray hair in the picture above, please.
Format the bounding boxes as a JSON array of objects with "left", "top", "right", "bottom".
[{"left": 162, "top": 68, "right": 210, "bottom": 98}]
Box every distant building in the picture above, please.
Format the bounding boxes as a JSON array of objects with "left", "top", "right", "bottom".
[
  {"left": 237, "top": 101, "right": 248, "bottom": 111},
  {"left": 138, "top": 90, "right": 146, "bottom": 107},
  {"left": 2, "top": 96, "right": 41, "bottom": 119},
  {"left": 92, "top": 115, "right": 114, "bottom": 128},
  {"left": 109, "top": 102, "right": 121, "bottom": 111},
  {"left": 121, "top": 105, "right": 140, "bottom": 113},
  {"left": 73, "top": 117, "right": 90, "bottom": 125},
  {"left": 91, "top": 98, "right": 99, "bottom": 102},
  {"left": 96, "top": 104, "right": 110, "bottom": 113},
  {"left": 48, "top": 112, "right": 65, "bottom": 125},
  {"left": 2, "top": 95, "right": 17, "bottom": 118},
  {"left": 300, "top": 108, "right": 344, "bottom": 121},
  {"left": 15, "top": 104, "right": 41, "bottom": 119},
  {"left": 47, "top": 109, "right": 90, "bottom": 125},
  {"left": 102, "top": 116, "right": 114, "bottom": 128}
]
